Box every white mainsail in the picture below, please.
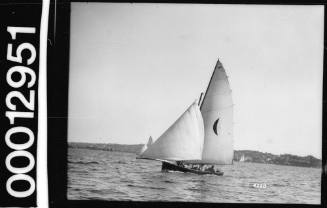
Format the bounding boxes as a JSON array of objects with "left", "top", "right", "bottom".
[
  {"left": 139, "top": 101, "right": 204, "bottom": 161},
  {"left": 199, "top": 59, "right": 234, "bottom": 164}
]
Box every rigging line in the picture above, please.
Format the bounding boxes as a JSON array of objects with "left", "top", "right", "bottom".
[
  {"left": 201, "top": 104, "right": 234, "bottom": 112},
  {"left": 204, "top": 90, "right": 233, "bottom": 95}
]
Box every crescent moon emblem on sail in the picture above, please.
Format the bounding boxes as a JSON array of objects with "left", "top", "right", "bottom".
[{"left": 213, "top": 118, "right": 219, "bottom": 135}]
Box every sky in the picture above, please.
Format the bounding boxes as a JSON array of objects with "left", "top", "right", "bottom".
[{"left": 68, "top": 3, "right": 324, "bottom": 158}]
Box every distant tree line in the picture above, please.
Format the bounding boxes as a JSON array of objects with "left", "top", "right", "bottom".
[
  {"left": 68, "top": 142, "right": 143, "bottom": 153},
  {"left": 68, "top": 142, "right": 321, "bottom": 168},
  {"left": 234, "top": 150, "right": 321, "bottom": 168}
]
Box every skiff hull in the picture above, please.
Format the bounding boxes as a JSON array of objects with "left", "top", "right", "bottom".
[{"left": 161, "top": 162, "right": 224, "bottom": 176}]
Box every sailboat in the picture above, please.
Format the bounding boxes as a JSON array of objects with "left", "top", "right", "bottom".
[
  {"left": 138, "top": 136, "right": 153, "bottom": 155},
  {"left": 138, "top": 59, "right": 233, "bottom": 175},
  {"left": 240, "top": 154, "right": 245, "bottom": 162}
]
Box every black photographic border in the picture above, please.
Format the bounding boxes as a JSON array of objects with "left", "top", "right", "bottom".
[
  {"left": 47, "top": 1, "right": 327, "bottom": 208},
  {"left": 0, "top": 0, "right": 43, "bottom": 206}
]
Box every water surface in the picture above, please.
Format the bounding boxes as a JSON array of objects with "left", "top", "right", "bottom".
[{"left": 68, "top": 147, "right": 320, "bottom": 203}]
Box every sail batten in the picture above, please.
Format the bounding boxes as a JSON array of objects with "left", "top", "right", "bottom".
[{"left": 201, "top": 105, "right": 234, "bottom": 112}]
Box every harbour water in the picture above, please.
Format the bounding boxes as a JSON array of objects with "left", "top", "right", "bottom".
[{"left": 67, "top": 147, "right": 321, "bottom": 204}]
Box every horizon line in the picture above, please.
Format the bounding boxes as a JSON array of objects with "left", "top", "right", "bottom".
[{"left": 68, "top": 141, "right": 322, "bottom": 160}]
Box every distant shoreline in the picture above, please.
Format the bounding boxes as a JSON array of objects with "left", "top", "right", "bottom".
[{"left": 68, "top": 142, "right": 321, "bottom": 169}]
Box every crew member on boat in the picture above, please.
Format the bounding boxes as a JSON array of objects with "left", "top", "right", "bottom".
[
  {"left": 207, "top": 165, "right": 215, "bottom": 172},
  {"left": 176, "top": 161, "right": 183, "bottom": 167}
]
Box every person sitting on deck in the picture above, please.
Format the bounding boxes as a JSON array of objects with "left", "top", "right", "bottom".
[
  {"left": 200, "top": 164, "right": 206, "bottom": 171},
  {"left": 214, "top": 166, "right": 222, "bottom": 173},
  {"left": 191, "top": 164, "right": 199, "bottom": 170},
  {"left": 182, "top": 163, "right": 189, "bottom": 169},
  {"left": 176, "top": 161, "right": 183, "bottom": 167},
  {"left": 206, "top": 165, "right": 215, "bottom": 172}
]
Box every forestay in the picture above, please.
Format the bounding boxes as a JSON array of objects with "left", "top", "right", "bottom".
[{"left": 139, "top": 101, "right": 204, "bottom": 161}]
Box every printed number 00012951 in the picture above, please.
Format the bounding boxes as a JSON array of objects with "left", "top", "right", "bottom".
[{"left": 5, "top": 26, "right": 37, "bottom": 198}]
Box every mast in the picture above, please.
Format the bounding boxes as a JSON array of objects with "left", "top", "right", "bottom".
[{"left": 198, "top": 92, "right": 204, "bottom": 106}]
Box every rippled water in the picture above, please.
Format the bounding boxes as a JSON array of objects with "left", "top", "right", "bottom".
[{"left": 67, "top": 147, "right": 321, "bottom": 204}]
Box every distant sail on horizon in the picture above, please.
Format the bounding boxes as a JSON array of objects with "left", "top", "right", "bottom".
[
  {"left": 138, "top": 136, "right": 153, "bottom": 155},
  {"left": 240, "top": 154, "right": 245, "bottom": 162},
  {"left": 147, "top": 136, "right": 153, "bottom": 146}
]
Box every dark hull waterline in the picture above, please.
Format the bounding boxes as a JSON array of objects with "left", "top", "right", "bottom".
[{"left": 161, "top": 162, "right": 224, "bottom": 176}]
